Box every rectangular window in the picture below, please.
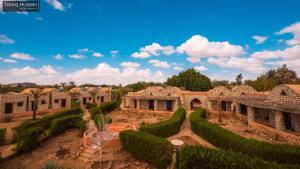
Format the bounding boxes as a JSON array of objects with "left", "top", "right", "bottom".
[
  {"left": 101, "top": 96, "right": 104, "bottom": 103},
  {"left": 17, "top": 102, "right": 23, "bottom": 107},
  {"left": 89, "top": 97, "right": 92, "bottom": 100},
  {"left": 55, "top": 99, "right": 59, "bottom": 103},
  {"left": 97, "top": 96, "right": 100, "bottom": 100},
  {"left": 41, "top": 100, "right": 47, "bottom": 104}
]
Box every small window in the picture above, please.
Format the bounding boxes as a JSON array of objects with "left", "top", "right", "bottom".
[
  {"left": 219, "top": 92, "right": 224, "bottom": 96},
  {"left": 281, "top": 90, "right": 287, "bottom": 96},
  {"left": 17, "top": 102, "right": 23, "bottom": 107},
  {"left": 97, "top": 96, "right": 100, "bottom": 100},
  {"left": 241, "top": 92, "right": 246, "bottom": 96},
  {"left": 41, "top": 100, "right": 47, "bottom": 105},
  {"left": 150, "top": 93, "right": 153, "bottom": 96},
  {"left": 101, "top": 96, "right": 104, "bottom": 103},
  {"left": 168, "top": 93, "right": 171, "bottom": 96},
  {"left": 89, "top": 97, "right": 92, "bottom": 100},
  {"left": 55, "top": 99, "right": 59, "bottom": 103}
]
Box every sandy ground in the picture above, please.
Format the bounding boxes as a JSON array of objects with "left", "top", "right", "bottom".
[{"left": 208, "top": 115, "right": 285, "bottom": 144}]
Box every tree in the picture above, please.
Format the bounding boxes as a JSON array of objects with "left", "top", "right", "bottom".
[
  {"left": 29, "top": 89, "right": 46, "bottom": 120},
  {"left": 245, "top": 77, "right": 278, "bottom": 91},
  {"left": 60, "top": 82, "right": 66, "bottom": 89},
  {"left": 165, "top": 69, "right": 212, "bottom": 91},
  {"left": 211, "top": 80, "right": 230, "bottom": 88},
  {"left": 269, "top": 64, "right": 298, "bottom": 84},
  {"left": 236, "top": 74, "right": 243, "bottom": 85},
  {"left": 69, "top": 81, "right": 76, "bottom": 87},
  {"left": 88, "top": 88, "right": 98, "bottom": 104},
  {"left": 126, "top": 81, "right": 164, "bottom": 92}
]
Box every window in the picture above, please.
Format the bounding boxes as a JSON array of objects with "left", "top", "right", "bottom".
[
  {"left": 41, "top": 100, "right": 47, "bottom": 105},
  {"left": 55, "top": 99, "right": 59, "bottom": 103},
  {"left": 219, "top": 92, "right": 224, "bottom": 96},
  {"left": 101, "top": 96, "right": 104, "bottom": 102},
  {"left": 17, "top": 102, "right": 23, "bottom": 107},
  {"left": 97, "top": 96, "right": 100, "bottom": 100},
  {"left": 281, "top": 90, "right": 288, "bottom": 96},
  {"left": 150, "top": 93, "right": 153, "bottom": 96},
  {"left": 168, "top": 93, "right": 171, "bottom": 96},
  {"left": 89, "top": 97, "right": 92, "bottom": 100},
  {"left": 241, "top": 92, "right": 246, "bottom": 96}
]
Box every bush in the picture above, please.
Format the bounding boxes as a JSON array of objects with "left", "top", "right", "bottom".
[
  {"left": 0, "top": 128, "right": 6, "bottom": 145},
  {"left": 139, "top": 108, "right": 186, "bottom": 137},
  {"left": 99, "top": 100, "right": 119, "bottom": 114},
  {"left": 120, "top": 130, "right": 173, "bottom": 169},
  {"left": 49, "top": 115, "right": 84, "bottom": 136},
  {"left": 71, "top": 101, "right": 80, "bottom": 109},
  {"left": 190, "top": 108, "right": 300, "bottom": 165},
  {"left": 16, "top": 127, "right": 44, "bottom": 153},
  {"left": 85, "top": 103, "right": 97, "bottom": 109},
  {"left": 94, "top": 114, "right": 112, "bottom": 130},
  {"left": 41, "top": 160, "right": 64, "bottom": 169},
  {"left": 180, "top": 145, "right": 298, "bottom": 169},
  {"left": 14, "top": 108, "right": 83, "bottom": 134}
]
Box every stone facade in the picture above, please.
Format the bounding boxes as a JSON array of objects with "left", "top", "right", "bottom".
[{"left": 0, "top": 87, "right": 112, "bottom": 120}]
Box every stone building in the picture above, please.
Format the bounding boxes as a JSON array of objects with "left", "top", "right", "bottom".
[
  {"left": 121, "top": 85, "right": 300, "bottom": 139},
  {"left": 0, "top": 87, "right": 112, "bottom": 120}
]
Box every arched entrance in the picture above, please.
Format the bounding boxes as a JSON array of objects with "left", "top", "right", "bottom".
[{"left": 190, "top": 98, "right": 202, "bottom": 110}]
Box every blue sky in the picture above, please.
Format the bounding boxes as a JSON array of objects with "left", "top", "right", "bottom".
[{"left": 0, "top": 0, "right": 300, "bottom": 85}]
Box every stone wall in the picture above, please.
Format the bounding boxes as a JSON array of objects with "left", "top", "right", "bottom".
[
  {"left": 268, "top": 85, "right": 300, "bottom": 103},
  {"left": 291, "top": 114, "right": 300, "bottom": 132}
]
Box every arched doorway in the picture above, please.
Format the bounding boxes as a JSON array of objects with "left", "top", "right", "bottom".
[{"left": 190, "top": 98, "right": 202, "bottom": 110}]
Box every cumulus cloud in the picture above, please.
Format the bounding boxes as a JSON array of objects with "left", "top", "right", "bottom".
[
  {"left": 121, "top": 62, "right": 140, "bottom": 68},
  {"left": 54, "top": 53, "right": 63, "bottom": 60},
  {"left": 149, "top": 59, "right": 170, "bottom": 68},
  {"left": 187, "top": 57, "right": 201, "bottom": 63},
  {"left": 69, "top": 54, "right": 85, "bottom": 59},
  {"left": 0, "top": 63, "right": 165, "bottom": 85},
  {"left": 78, "top": 48, "right": 89, "bottom": 53},
  {"left": 110, "top": 50, "right": 119, "bottom": 57},
  {"left": 251, "top": 45, "right": 300, "bottom": 60},
  {"left": 2, "top": 59, "right": 16, "bottom": 63},
  {"left": 10, "top": 53, "right": 34, "bottom": 60},
  {"left": 266, "top": 59, "right": 300, "bottom": 73},
  {"left": 93, "top": 52, "right": 104, "bottom": 57},
  {"left": 131, "top": 43, "right": 175, "bottom": 58},
  {"left": 194, "top": 66, "right": 208, "bottom": 71},
  {"left": 177, "top": 35, "right": 244, "bottom": 58},
  {"left": 45, "top": 0, "right": 64, "bottom": 11},
  {"left": 207, "top": 57, "right": 265, "bottom": 73},
  {"left": 0, "top": 34, "right": 14, "bottom": 44},
  {"left": 173, "top": 66, "right": 184, "bottom": 71},
  {"left": 252, "top": 35, "right": 268, "bottom": 44},
  {"left": 276, "top": 22, "right": 300, "bottom": 46}
]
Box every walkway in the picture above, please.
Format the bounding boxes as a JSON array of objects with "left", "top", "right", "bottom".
[{"left": 167, "top": 110, "right": 214, "bottom": 148}]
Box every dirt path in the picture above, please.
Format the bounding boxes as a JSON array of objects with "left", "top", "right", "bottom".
[{"left": 167, "top": 111, "right": 214, "bottom": 148}]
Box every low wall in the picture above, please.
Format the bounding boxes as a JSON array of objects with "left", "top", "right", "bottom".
[
  {"left": 208, "top": 110, "right": 234, "bottom": 118},
  {"left": 121, "top": 108, "right": 173, "bottom": 116},
  {"left": 248, "top": 121, "right": 300, "bottom": 145}
]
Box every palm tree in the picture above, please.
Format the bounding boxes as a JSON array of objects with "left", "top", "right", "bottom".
[
  {"left": 88, "top": 88, "right": 98, "bottom": 104},
  {"left": 60, "top": 82, "right": 66, "bottom": 89},
  {"left": 30, "top": 89, "right": 46, "bottom": 120},
  {"left": 69, "top": 81, "right": 76, "bottom": 87}
]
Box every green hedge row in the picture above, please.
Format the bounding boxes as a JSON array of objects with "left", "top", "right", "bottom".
[
  {"left": 180, "top": 145, "right": 298, "bottom": 169},
  {"left": 14, "top": 107, "right": 83, "bottom": 134},
  {"left": 49, "top": 114, "right": 85, "bottom": 136},
  {"left": 190, "top": 108, "right": 300, "bottom": 165},
  {"left": 16, "top": 127, "right": 45, "bottom": 153},
  {"left": 0, "top": 128, "right": 6, "bottom": 145},
  {"left": 120, "top": 130, "right": 173, "bottom": 169},
  {"left": 139, "top": 108, "right": 186, "bottom": 137},
  {"left": 14, "top": 108, "right": 84, "bottom": 153}
]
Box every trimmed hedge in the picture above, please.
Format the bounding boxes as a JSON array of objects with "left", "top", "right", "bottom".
[
  {"left": 49, "top": 114, "right": 84, "bottom": 136},
  {"left": 139, "top": 108, "right": 186, "bottom": 137},
  {"left": 16, "top": 127, "right": 45, "bottom": 153},
  {"left": 180, "top": 145, "right": 298, "bottom": 169},
  {"left": 0, "top": 128, "right": 6, "bottom": 145},
  {"left": 120, "top": 130, "right": 173, "bottom": 169},
  {"left": 14, "top": 108, "right": 83, "bottom": 133},
  {"left": 190, "top": 108, "right": 300, "bottom": 165}
]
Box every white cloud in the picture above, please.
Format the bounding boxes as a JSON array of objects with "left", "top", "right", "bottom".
[
  {"left": 149, "top": 59, "right": 170, "bottom": 68},
  {"left": 78, "top": 48, "right": 89, "bottom": 53},
  {"left": 93, "top": 52, "right": 104, "bottom": 57},
  {"left": 69, "top": 54, "right": 85, "bottom": 59},
  {"left": 2, "top": 59, "right": 16, "bottom": 63},
  {"left": 45, "top": 0, "right": 64, "bottom": 11},
  {"left": 121, "top": 62, "right": 140, "bottom": 68},
  {"left": 266, "top": 60, "right": 300, "bottom": 73},
  {"left": 251, "top": 45, "right": 300, "bottom": 60},
  {"left": 207, "top": 57, "right": 265, "bottom": 73},
  {"left": 177, "top": 35, "right": 244, "bottom": 58},
  {"left": 110, "top": 50, "right": 119, "bottom": 57},
  {"left": 35, "top": 16, "right": 43, "bottom": 21},
  {"left": 131, "top": 43, "right": 175, "bottom": 58},
  {"left": 0, "top": 34, "right": 14, "bottom": 44},
  {"left": 10, "top": 53, "right": 34, "bottom": 60},
  {"left": 252, "top": 35, "right": 268, "bottom": 44},
  {"left": 54, "top": 53, "right": 63, "bottom": 60},
  {"left": 194, "top": 66, "right": 208, "bottom": 71},
  {"left": 173, "top": 66, "right": 184, "bottom": 71},
  {"left": 276, "top": 22, "right": 300, "bottom": 46},
  {"left": 187, "top": 57, "right": 201, "bottom": 63}
]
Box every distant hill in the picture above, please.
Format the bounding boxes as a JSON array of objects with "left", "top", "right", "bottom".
[{"left": 7, "top": 82, "right": 38, "bottom": 88}]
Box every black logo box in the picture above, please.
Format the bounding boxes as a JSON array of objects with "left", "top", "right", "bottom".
[{"left": 2, "top": 1, "right": 40, "bottom": 12}]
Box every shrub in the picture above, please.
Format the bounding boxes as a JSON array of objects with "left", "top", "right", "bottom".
[
  {"left": 41, "top": 160, "right": 64, "bottom": 169},
  {"left": 85, "top": 103, "right": 97, "bottom": 109},
  {"left": 180, "top": 145, "right": 298, "bottom": 169},
  {"left": 0, "top": 128, "right": 6, "bottom": 145},
  {"left": 139, "top": 108, "right": 186, "bottom": 137},
  {"left": 94, "top": 114, "right": 112, "bottom": 130},
  {"left": 71, "top": 101, "right": 80, "bottom": 109},
  {"left": 190, "top": 108, "right": 300, "bottom": 165},
  {"left": 14, "top": 108, "right": 83, "bottom": 134},
  {"left": 16, "top": 127, "right": 44, "bottom": 153},
  {"left": 49, "top": 115, "right": 84, "bottom": 136},
  {"left": 99, "top": 100, "right": 119, "bottom": 114},
  {"left": 120, "top": 130, "right": 173, "bottom": 169}
]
